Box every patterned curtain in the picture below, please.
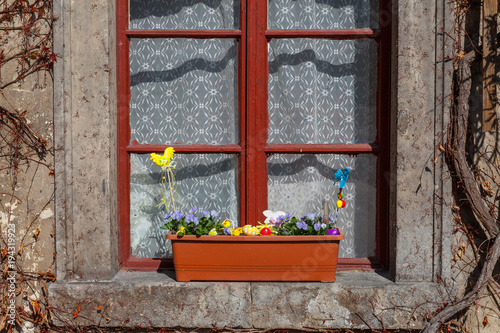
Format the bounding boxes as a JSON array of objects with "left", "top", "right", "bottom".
[
  {"left": 268, "top": 0, "right": 378, "bottom": 29},
  {"left": 129, "top": 37, "right": 239, "bottom": 258},
  {"left": 131, "top": 154, "right": 238, "bottom": 258},
  {"left": 129, "top": 38, "right": 238, "bottom": 145},
  {"left": 130, "top": 0, "right": 239, "bottom": 30},
  {"left": 268, "top": 154, "right": 377, "bottom": 258},
  {"left": 268, "top": 38, "right": 377, "bottom": 144}
]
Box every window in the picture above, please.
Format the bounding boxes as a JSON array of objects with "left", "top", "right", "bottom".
[{"left": 117, "top": 0, "right": 391, "bottom": 270}]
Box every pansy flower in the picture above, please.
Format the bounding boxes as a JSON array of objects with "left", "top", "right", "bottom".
[
  {"left": 185, "top": 214, "right": 196, "bottom": 223},
  {"left": 172, "top": 211, "right": 184, "bottom": 220},
  {"left": 296, "top": 221, "right": 308, "bottom": 230}
]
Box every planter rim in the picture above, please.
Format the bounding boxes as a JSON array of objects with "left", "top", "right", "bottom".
[{"left": 167, "top": 228, "right": 344, "bottom": 242}]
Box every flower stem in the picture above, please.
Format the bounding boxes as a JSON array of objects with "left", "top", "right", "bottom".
[{"left": 166, "top": 168, "right": 176, "bottom": 211}]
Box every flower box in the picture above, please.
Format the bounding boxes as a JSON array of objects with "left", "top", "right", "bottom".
[{"left": 167, "top": 229, "right": 344, "bottom": 282}]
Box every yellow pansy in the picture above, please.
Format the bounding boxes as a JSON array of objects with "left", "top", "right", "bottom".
[
  {"left": 208, "top": 228, "right": 218, "bottom": 236},
  {"left": 178, "top": 226, "right": 185, "bottom": 233}
]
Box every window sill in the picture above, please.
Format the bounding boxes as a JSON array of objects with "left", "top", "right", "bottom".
[{"left": 48, "top": 271, "right": 441, "bottom": 330}]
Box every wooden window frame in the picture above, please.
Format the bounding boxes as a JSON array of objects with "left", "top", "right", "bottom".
[{"left": 117, "top": 0, "right": 391, "bottom": 271}]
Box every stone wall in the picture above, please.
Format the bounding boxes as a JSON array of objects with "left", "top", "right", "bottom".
[{"left": 0, "top": 3, "right": 55, "bottom": 330}]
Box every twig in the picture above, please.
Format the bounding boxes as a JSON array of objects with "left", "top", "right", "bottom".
[
  {"left": 354, "top": 312, "right": 374, "bottom": 331},
  {"left": 447, "top": 50, "right": 499, "bottom": 238}
]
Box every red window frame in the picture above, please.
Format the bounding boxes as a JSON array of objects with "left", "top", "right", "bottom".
[{"left": 117, "top": 0, "right": 391, "bottom": 271}]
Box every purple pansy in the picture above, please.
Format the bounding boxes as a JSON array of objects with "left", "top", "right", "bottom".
[
  {"left": 172, "top": 211, "right": 184, "bottom": 220},
  {"left": 296, "top": 221, "right": 308, "bottom": 230}
]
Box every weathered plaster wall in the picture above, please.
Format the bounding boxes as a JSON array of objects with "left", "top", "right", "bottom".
[
  {"left": 0, "top": 32, "right": 55, "bottom": 297},
  {"left": 53, "top": 0, "right": 118, "bottom": 281},
  {"left": 390, "top": 0, "right": 453, "bottom": 283}
]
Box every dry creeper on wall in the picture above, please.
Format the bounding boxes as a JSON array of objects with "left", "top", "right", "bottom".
[{"left": 0, "top": 0, "right": 56, "bottom": 331}]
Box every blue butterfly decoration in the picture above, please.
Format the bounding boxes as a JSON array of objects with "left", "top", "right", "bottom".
[{"left": 335, "top": 168, "right": 350, "bottom": 189}]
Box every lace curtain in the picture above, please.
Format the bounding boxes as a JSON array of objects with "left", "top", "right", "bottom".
[
  {"left": 131, "top": 154, "right": 238, "bottom": 258},
  {"left": 128, "top": 0, "right": 379, "bottom": 259},
  {"left": 268, "top": 0, "right": 378, "bottom": 29},
  {"left": 129, "top": 0, "right": 238, "bottom": 30},
  {"left": 268, "top": 154, "right": 377, "bottom": 258}
]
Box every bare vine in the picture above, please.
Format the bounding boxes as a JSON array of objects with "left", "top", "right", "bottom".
[
  {"left": 0, "top": 0, "right": 55, "bottom": 331},
  {"left": 422, "top": 0, "right": 500, "bottom": 332}
]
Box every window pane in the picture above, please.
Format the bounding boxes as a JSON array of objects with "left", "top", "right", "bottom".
[
  {"left": 130, "top": 0, "right": 239, "bottom": 29},
  {"left": 268, "top": 0, "right": 378, "bottom": 29},
  {"left": 268, "top": 38, "right": 377, "bottom": 144},
  {"left": 267, "top": 154, "right": 376, "bottom": 258},
  {"left": 130, "top": 153, "right": 239, "bottom": 258},
  {"left": 129, "top": 38, "right": 238, "bottom": 144}
]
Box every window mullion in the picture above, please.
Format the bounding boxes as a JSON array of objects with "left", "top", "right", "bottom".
[{"left": 245, "top": 0, "right": 269, "bottom": 225}]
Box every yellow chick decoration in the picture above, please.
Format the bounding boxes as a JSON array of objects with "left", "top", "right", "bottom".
[
  {"left": 150, "top": 147, "right": 175, "bottom": 168},
  {"left": 242, "top": 225, "right": 259, "bottom": 236},
  {"left": 232, "top": 227, "right": 243, "bottom": 236}
]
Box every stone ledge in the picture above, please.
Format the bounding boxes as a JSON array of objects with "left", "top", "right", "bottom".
[{"left": 48, "top": 271, "right": 442, "bottom": 330}]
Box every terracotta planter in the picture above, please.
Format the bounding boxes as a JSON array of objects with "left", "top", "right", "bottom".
[{"left": 167, "top": 229, "right": 344, "bottom": 282}]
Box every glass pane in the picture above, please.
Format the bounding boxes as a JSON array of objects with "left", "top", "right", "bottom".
[
  {"left": 267, "top": 154, "right": 376, "bottom": 258},
  {"left": 268, "top": 0, "right": 378, "bottom": 29},
  {"left": 130, "top": 153, "right": 239, "bottom": 258},
  {"left": 268, "top": 38, "right": 377, "bottom": 144},
  {"left": 130, "top": 0, "right": 239, "bottom": 29},
  {"left": 130, "top": 38, "right": 238, "bottom": 144}
]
